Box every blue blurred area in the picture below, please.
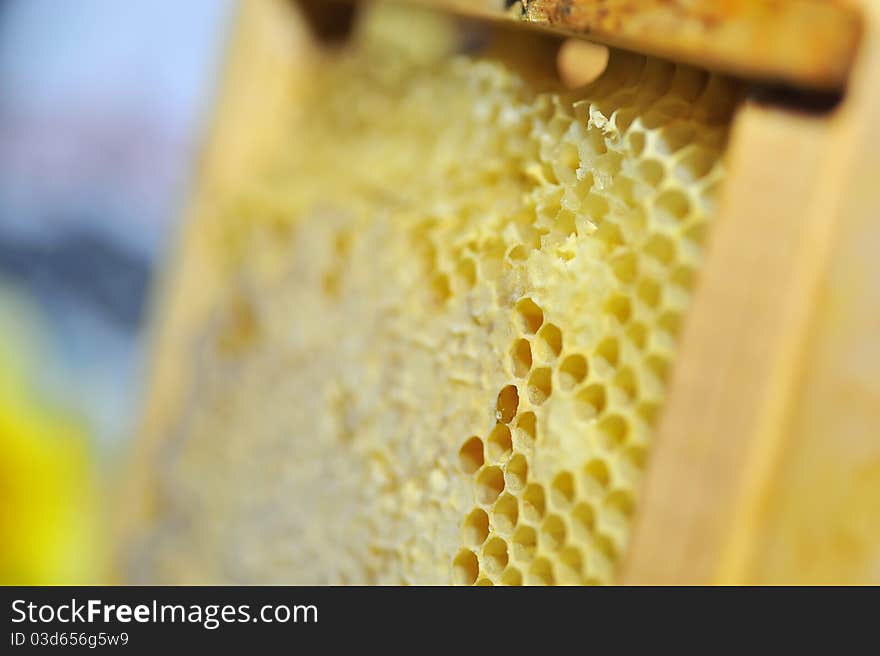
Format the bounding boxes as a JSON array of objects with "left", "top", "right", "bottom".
[{"left": 0, "top": 0, "right": 234, "bottom": 450}]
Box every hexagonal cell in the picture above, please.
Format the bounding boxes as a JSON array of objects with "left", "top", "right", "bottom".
[
  {"left": 685, "top": 220, "right": 708, "bottom": 246},
  {"left": 496, "top": 385, "right": 519, "bottom": 423},
  {"left": 636, "top": 158, "right": 665, "bottom": 187},
  {"left": 671, "top": 263, "right": 695, "bottom": 291},
  {"left": 624, "top": 444, "right": 647, "bottom": 472},
  {"left": 558, "top": 354, "right": 588, "bottom": 390},
  {"left": 501, "top": 567, "right": 523, "bottom": 586},
  {"left": 627, "top": 130, "right": 645, "bottom": 156},
  {"left": 604, "top": 489, "right": 635, "bottom": 518},
  {"left": 514, "top": 297, "right": 544, "bottom": 334},
  {"left": 555, "top": 209, "right": 577, "bottom": 239},
  {"left": 431, "top": 272, "right": 451, "bottom": 305},
  {"left": 456, "top": 257, "right": 477, "bottom": 289},
  {"left": 604, "top": 294, "right": 632, "bottom": 324},
  {"left": 658, "top": 121, "right": 698, "bottom": 154},
  {"left": 510, "top": 338, "right": 533, "bottom": 378},
  {"left": 637, "top": 277, "right": 662, "bottom": 309},
  {"left": 491, "top": 493, "right": 519, "bottom": 535},
  {"left": 507, "top": 244, "right": 528, "bottom": 262},
  {"left": 583, "top": 459, "right": 611, "bottom": 492},
  {"left": 527, "top": 367, "right": 552, "bottom": 405},
  {"left": 554, "top": 141, "right": 580, "bottom": 182},
  {"left": 594, "top": 220, "right": 623, "bottom": 251},
  {"left": 597, "top": 414, "right": 629, "bottom": 449},
  {"left": 654, "top": 188, "right": 691, "bottom": 224},
  {"left": 594, "top": 533, "right": 619, "bottom": 562},
  {"left": 505, "top": 453, "right": 528, "bottom": 491},
  {"left": 514, "top": 411, "right": 537, "bottom": 451},
  {"left": 675, "top": 146, "right": 716, "bottom": 184},
  {"left": 528, "top": 557, "right": 556, "bottom": 585},
  {"left": 521, "top": 483, "right": 546, "bottom": 523},
  {"left": 540, "top": 514, "right": 566, "bottom": 551},
  {"left": 584, "top": 125, "right": 608, "bottom": 155},
  {"left": 462, "top": 508, "right": 490, "bottom": 546},
  {"left": 640, "top": 106, "right": 671, "bottom": 130},
  {"left": 452, "top": 549, "right": 479, "bottom": 585},
  {"left": 535, "top": 323, "right": 563, "bottom": 360},
  {"left": 642, "top": 232, "right": 676, "bottom": 267},
  {"left": 610, "top": 251, "right": 638, "bottom": 284},
  {"left": 482, "top": 537, "right": 509, "bottom": 575},
  {"left": 571, "top": 502, "right": 596, "bottom": 541},
  {"left": 626, "top": 322, "right": 648, "bottom": 349},
  {"left": 595, "top": 336, "right": 620, "bottom": 367},
  {"left": 550, "top": 471, "right": 576, "bottom": 509},
  {"left": 575, "top": 384, "right": 607, "bottom": 420},
  {"left": 637, "top": 401, "right": 659, "bottom": 426},
  {"left": 458, "top": 436, "right": 484, "bottom": 474},
  {"left": 657, "top": 310, "right": 681, "bottom": 338},
  {"left": 512, "top": 525, "right": 537, "bottom": 562},
  {"left": 646, "top": 353, "right": 670, "bottom": 382},
  {"left": 487, "top": 423, "right": 513, "bottom": 462},
  {"left": 558, "top": 546, "right": 585, "bottom": 585},
  {"left": 475, "top": 466, "right": 505, "bottom": 505},
  {"left": 613, "top": 367, "right": 638, "bottom": 401},
  {"left": 690, "top": 202, "right": 712, "bottom": 234},
  {"left": 612, "top": 105, "right": 639, "bottom": 133}
]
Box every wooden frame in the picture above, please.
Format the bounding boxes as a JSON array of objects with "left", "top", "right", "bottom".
[
  {"left": 123, "top": 0, "right": 880, "bottom": 583},
  {"left": 117, "top": 0, "right": 312, "bottom": 555},
  {"left": 401, "top": 0, "right": 861, "bottom": 91},
  {"left": 623, "top": 1, "right": 880, "bottom": 584}
]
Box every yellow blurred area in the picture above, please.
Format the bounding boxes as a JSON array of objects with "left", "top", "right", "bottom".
[{"left": 0, "top": 293, "right": 105, "bottom": 584}]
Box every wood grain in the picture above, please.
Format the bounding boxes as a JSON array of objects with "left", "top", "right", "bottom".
[
  {"left": 399, "top": 0, "right": 862, "bottom": 90},
  {"left": 620, "top": 101, "right": 834, "bottom": 584},
  {"left": 745, "top": 0, "right": 880, "bottom": 584},
  {"left": 622, "top": 1, "right": 880, "bottom": 585}
]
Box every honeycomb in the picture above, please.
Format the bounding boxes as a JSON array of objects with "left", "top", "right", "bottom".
[{"left": 128, "top": 4, "right": 737, "bottom": 584}]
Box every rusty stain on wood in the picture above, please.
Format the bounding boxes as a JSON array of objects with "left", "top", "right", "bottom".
[{"left": 401, "top": 0, "right": 862, "bottom": 90}]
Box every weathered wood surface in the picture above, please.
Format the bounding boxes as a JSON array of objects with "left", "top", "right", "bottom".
[{"left": 399, "top": 0, "right": 861, "bottom": 90}]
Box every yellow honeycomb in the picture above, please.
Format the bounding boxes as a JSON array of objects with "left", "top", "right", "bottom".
[{"left": 128, "top": 4, "right": 737, "bottom": 584}]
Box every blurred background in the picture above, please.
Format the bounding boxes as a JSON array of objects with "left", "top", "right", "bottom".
[{"left": 0, "top": 0, "right": 234, "bottom": 584}]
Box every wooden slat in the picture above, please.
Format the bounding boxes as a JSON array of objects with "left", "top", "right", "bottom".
[
  {"left": 742, "top": 0, "right": 880, "bottom": 584},
  {"left": 398, "top": 0, "right": 861, "bottom": 90},
  {"left": 115, "top": 0, "right": 313, "bottom": 571},
  {"left": 620, "top": 102, "right": 834, "bottom": 584},
  {"left": 622, "top": 1, "right": 880, "bottom": 584}
]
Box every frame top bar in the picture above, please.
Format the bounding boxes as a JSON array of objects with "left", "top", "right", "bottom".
[{"left": 396, "top": 0, "right": 861, "bottom": 90}]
